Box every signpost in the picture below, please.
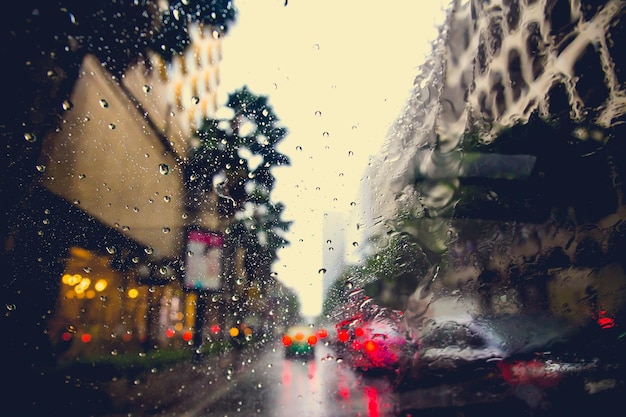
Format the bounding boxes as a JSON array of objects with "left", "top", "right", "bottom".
[{"left": 182, "top": 227, "right": 224, "bottom": 359}]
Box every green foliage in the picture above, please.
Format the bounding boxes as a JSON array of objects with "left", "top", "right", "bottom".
[
  {"left": 187, "top": 86, "right": 291, "bottom": 277},
  {"left": 151, "top": 0, "right": 238, "bottom": 62}
]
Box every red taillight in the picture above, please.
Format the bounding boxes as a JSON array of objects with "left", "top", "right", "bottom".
[
  {"left": 498, "top": 359, "right": 561, "bottom": 388},
  {"left": 364, "top": 340, "right": 377, "bottom": 353},
  {"left": 308, "top": 335, "right": 318, "bottom": 346},
  {"left": 81, "top": 333, "right": 92, "bottom": 343},
  {"left": 282, "top": 335, "right": 293, "bottom": 346},
  {"left": 318, "top": 328, "right": 328, "bottom": 338},
  {"left": 183, "top": 330, "right": 193, "bottom": 341},
  {"left": 338, "top": 329, "right": 350, "bottom": 342}
]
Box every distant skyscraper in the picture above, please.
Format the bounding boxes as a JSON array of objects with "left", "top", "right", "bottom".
[{"left": 322, "top": 212, "right": 346, "bottom": 297}]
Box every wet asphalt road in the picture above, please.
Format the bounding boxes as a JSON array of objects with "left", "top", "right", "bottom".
[{"left": 96, "top": 341, "right": 625, "bottom": 417}]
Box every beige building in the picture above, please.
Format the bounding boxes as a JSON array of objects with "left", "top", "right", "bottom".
[{"left": 39, "top": 26, "right": 240, "bottom": 354}]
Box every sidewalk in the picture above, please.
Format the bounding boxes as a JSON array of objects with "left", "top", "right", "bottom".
[{"left": 100, "top": 346, "right": 256, "bottom": 416}]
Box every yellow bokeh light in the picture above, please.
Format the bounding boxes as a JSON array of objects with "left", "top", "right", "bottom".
[
  {"left": 174, "top": 322, "right": 184, "bottom": 331},
  {"left": 74, "top": 278, "right": 91, "bottom": 294},
  {"left": 94, "top": 279, "right": 108, "bottom": 292},
  {"left": 62, "top": 273, "right": 82, "bottom": 286},
  {"left": 128, "top": 288, "right": 139, "bottom": 299},
  {"left": 229, "top": 327, "right": 239, "bottom": 337},
  {"left": 86, "top": 289, "right": 96, "bottom": 299}
]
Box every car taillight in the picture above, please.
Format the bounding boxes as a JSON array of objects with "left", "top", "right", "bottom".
[
  {"left": 318, "top": 328, "right": 328, "bottom": 338},
  {"left": 338, "top": 329, "right": 350, "bottom": 342},
  {"left": 364, "top": 340, "right": 377, "bottom": 353},
  {"left": 308, "top": 335, "right": 318, "bottom": 346},
  {"left": 498, "top": 359, "right": 562, "bottom": 388},
  {"left": 282, "top": 335, "right": 293, "bottom": 346}
]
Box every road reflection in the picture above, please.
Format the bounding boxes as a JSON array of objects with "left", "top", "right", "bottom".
[{"left": 271, "top": 344, "right": 398, "bottom": 417}]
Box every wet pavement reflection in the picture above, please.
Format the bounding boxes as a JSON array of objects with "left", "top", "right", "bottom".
[{"left": 187, "top": 343, "right": 398, "bottom": 417}]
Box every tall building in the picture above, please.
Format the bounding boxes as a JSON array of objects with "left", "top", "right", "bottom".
[{"left": 321, "top": 212, "right": 346, "bottom": 297}]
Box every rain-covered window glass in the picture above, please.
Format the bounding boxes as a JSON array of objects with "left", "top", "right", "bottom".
[{"left": 3, "top": 1, "right": 625, "bottom": 416}]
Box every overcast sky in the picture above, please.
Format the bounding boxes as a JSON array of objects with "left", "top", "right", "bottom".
[{"left": 218, "top": 0, "right": 449, "bottom": 317}]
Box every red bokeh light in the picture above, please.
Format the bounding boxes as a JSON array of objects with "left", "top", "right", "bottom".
[
  {"left": 355, "top": 327, "right": 365, "bottom": 337},
  {"left": 210, "top": 324, "right": 221, "bottom": 334},
  {"left": 81, "top": 333, "right": 92, "bottom": 343},
  {"left": 307, "top": 335, "right": 318, "bottom": 345},
  {"left": 61, "top": 332, "right": 73, "bottom": 342},
  {"left": 165, "top": 328, "right": 175, "bottom": 338},
  {"left": 282, "top": 335, "right": 293, "bottom": 346},
  {"left": 183, "top": 330, "right": 193, "bottom": 341},
  {"left": 597, "top": 311, "right": 616, "bottom": 329},
  {"left": 317, "top": 328, "right": 328, "bottom": 338},
  {"left": 364, "top": 340, "right": 377, "bottom": 353},
  {"left": 338, "top": 329, "right": 350, "bottom": 343}
]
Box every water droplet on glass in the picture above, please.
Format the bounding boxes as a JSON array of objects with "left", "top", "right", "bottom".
[
  {"left": 36, "top": 165, "right": 46, "bottom": 173},
  {"left": 318, "top": 268, "right": 326, "bottom": 274},
  {"left": 62, "top": 100, "right": 73, "bottom": 111},
  {"left": 163, "top": 195, "right": 171, "bottom": 202},
  {"left": 78, "top": 173, "right": 86, "bottom": 179},
  {"left": 24, "top": 133, "right": 36, "bottom": 142},
  {"left": 315, "top": 110, "right": 322, "bottom": 117},
  {"left": 192, "top": 96, "right": 200, "bottom": 105},
  {"left": 99, "top": 99, "right": 109, "bottom": 108},
  {"left": 295, "top": 146, "right": 303, "bottom": 151},
  {"left": 108, "top": 123, "right": 116, "bottom": 130},
  {"left": 159, "top": 164, "right": 170, "bottom": 175},
  {"left": 162, "top": 227, "right": 170, "bottom": 234},
  {"left": 352, "top": 242, "right": 359, "bottom": 247},
  {"left": 142, "top": 85, "right": 151, "bottom": 93},
  {"left": 322, "top": 131, "right": 329, "bottom": 137}
]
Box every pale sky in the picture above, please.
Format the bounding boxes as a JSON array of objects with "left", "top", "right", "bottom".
[{"left": 218, "top": 0, "right": 449, "bottom": 317}]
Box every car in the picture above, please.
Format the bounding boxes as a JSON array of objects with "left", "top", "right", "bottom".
[
  {"left": 399, "top": 313, "right": 624, "bottom": 407},
  {"left": 331, "top": 297, "right": 411, "bottom": 379},
  {"left": 281, "top": 325, "right": 319, "bottom": 359}
]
